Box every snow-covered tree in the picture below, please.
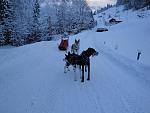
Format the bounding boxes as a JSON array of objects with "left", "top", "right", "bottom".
[
  {"left": 0, "top": 0, "right": 6, "bottom": 39},
  {"left": 0, "top": 0, "right": 95, "bottom": 46},
  {"left": 56, "top": 0, "right": 66, "bottom": 34},
  {"left": 9, "top": 0, "right": 35, "bottom": 46},
  {"left": 46, "top": 16, "right": 52, "bottom": 40},
  {"left": 31, "top": 0, "right": 41, "bottom": 42},
  {"left": 0, "top": 0, "right": 6, "bottom": 23},
  {"left": 2, "top": 0, "right": 15, "bottom": 44},
  {"left": 0, "top": 0, "right": 7, "bottom": 45}
]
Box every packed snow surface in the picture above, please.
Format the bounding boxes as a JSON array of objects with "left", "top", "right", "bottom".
[{"left": 0, "top": 7, "right": 150, "bottom": 113}]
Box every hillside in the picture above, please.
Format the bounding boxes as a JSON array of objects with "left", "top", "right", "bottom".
[{"left": 95, "top": 6, "right": 150, "bottom": 66}]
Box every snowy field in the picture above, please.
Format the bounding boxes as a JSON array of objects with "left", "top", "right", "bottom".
[{"left": 0, "top": 7, "right": 150, "bottom": 113}]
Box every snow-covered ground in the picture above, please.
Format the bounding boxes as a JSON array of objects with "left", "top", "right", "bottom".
[
  {"left": 0, "top": 7, "right": 150, "bottom": 113},
  {"left": 96, "top": 6, "right": 150, "bottom": 66}
]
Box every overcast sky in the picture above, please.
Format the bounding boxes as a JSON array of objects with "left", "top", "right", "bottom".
[
  {"left": 87, "top": 0, "right": 117, "bottom": 7},
  {"left": 41, "top": 0, "right": 117, "bottom": 8}
]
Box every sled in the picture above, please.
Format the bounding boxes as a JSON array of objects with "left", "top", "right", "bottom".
[{"left": 58, "top": 38, "right": 68, "bottom": 50}]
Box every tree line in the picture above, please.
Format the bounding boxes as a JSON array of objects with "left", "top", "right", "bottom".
[
  {"left": 0, "top": 0, "right": 95, "bottom": 46},
  {"left": 116, "top": 0, "right": 150, "bottom": 10}
]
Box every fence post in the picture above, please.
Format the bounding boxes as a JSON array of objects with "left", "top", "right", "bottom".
[{"left": 137, "top": 50, "right": 141, "bottom": 61}]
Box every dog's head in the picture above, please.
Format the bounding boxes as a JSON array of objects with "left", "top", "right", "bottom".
[
  {"left": 87, "top": 48, "right": 99, "bottom": 57},
  {"left": 75, "top": 39, "right": 80, "bottom": 45}
]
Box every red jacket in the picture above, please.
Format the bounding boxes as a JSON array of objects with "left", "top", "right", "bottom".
[{"left": 59, "top": 39, "right": 68, "bottom": 50}]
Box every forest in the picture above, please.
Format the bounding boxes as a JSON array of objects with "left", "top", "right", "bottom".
[{"left": 0, "top": 0, "right": 95, "bottom": 46}]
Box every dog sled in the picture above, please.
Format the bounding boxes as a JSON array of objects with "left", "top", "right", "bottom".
[
  {"left": 58, "top": 32, "right": 69, "bottom": 50},
  {"left": 58, "top": 38, "right": 68, "bottom": 50}
]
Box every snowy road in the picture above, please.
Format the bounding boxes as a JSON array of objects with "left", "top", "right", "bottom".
[
  {"left": 1, "top": 29, "right": 150, "bottom": 113},
  {"left": 71, "top": 30, "right": 150, "bottom": 113}
]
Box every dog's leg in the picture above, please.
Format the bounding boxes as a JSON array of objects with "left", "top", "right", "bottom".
[
  {"left": 87, "top": 60, "right": 90, "bottom": 80},
  {"left": 73, "top": 65, "right": 77, "bottom": 81},
  {"left": 64, "top": 66, "right": 70, "bottom": 73},
  {"left": 64, "top": 65, "right": 67, "bottom": 73},
  {"left": 64, "top": 63, "right": 70, "bottom": 73},
  {"left": 85, "top": 65, "right": 87, "bottom": 72},
  {"left": 68, "top": 67, "right": 70, "bottom": 71},
  {"left": 81, "top": 64, "right": 84, "bottom": 82},
  {"left": 71, "top": 46, "right": 72, "bottom": 53},
  {"left": 79, "top": 65, "right": 82, "bottom": 79},
  {"left": 64, "top": 66, "right": 67, "bottom": 73}
]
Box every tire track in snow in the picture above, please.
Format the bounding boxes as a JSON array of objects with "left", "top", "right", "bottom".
[
  {"left": 91, "top": 34, "right": 150, "bottom": 113},
  {"left": 89, "top": 60, "right": 131, "bottom": 113},
  {"left": 74, "top": 30, "right": 150, "bottom": 113},
  {"left": 76, "top": 30, "right": 130, "bottom": 113},
  {"left": 93, "top": 38, "right": 150, "bottom": 86},
  {"left": 89, "top": 55, "right": 144, "bottom": 113}
]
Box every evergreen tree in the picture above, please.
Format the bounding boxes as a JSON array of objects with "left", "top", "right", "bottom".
[
  {"left": 2, "top": 0, "right": 15, "bottom": 44},
  {"left": 56, "top": 0, "right": 67, "bottom": 34},
  {"left": 47, "top": 16, "right": 52, "bottom": 40},
  {"left": 0, "top": 0, "right": 6, "bottom": 22},
  {"left": 32, "top": 0, "right": 41, "bottom": 42},
  {"left": 72, "top": 0, "right": 95, "bottom": 30},
  {"left": 0, "top": 0, "right": 7, "bottom": 45}
]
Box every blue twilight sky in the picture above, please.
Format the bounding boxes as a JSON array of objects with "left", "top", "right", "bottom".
[{"left": 87, "top": 0, "right": 117, "bottom": 7}]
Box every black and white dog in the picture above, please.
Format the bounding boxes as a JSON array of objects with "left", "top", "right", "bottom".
[{"left": 64, "top": 48, "right": 98, "bottom": 82}]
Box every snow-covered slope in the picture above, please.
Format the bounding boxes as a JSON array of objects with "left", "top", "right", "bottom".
[
  {"left": 96, "top": 6, "right": 150, "bottom": 66},
  {"left": 0, "top": 7, "right": 150, "bottom": 113}
]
